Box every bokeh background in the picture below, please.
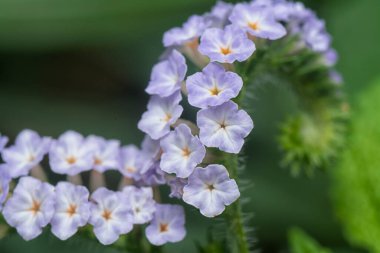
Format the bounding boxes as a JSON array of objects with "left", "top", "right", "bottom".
[{"left": 0, "top": 0, "right": 379, "bottom": 252}]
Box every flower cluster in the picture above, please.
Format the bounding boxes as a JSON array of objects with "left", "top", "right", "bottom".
[
  {"left": 0, "top": 0, "right": 340, "bottom": 248},
  {"left": 0, "top": 130, "right": 184, "bottom": 246}
]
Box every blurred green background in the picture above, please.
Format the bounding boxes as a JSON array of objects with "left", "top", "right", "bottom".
[{"left": 0, "top": 0, "right": 379, "bottom": 252}]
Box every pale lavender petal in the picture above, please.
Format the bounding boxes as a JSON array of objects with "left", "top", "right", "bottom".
[
  {"left": 186, "top": 62, "right": 243, "bottom": 108},
  {"left": 146, "top": 50, "right": 187, "bottom": 97},
  {"left": 138, "top": 92, "right": 183, "bottom": 140},
  {"left": 51, "top": 182, "right": 91, "bottom": 240},
  {"left": 2, "top": 130, "right": 51, "bottom": 178},
  {"left": 183, "top": 165, "right": 240, "bottom": 217},
  {"left": 160, "top": 124, "right": 206, "bottom": 178},
  {"left": 199, "top": 25, "right": 256, "bottom": 63},
  {"left": 229, "top": 4, "right": 286, "bottom": 40},
  {"left": 145, "top": 204, "right": 186, "bottom": 246},
  {"left": 89, "top": 188, "right": 133, "bottom": 245},
  {"left": 49, "top": 131, "right": 95, "bottom": 176},
  {"left": 122, "top": 186, "right": 156, "bottom": 224},
  {"left": 197, "top": 101, "right": 254, "bottom": 153},
  {"left": 2, "top": 177, "right": 55, "bottom": 240},
  {"left": 86, "top": 135, "right": 120, "bottom": 172}
]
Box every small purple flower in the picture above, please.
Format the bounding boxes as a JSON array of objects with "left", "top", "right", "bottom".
[
  {"left": 199, "top": 25, "right": 256, "bottom": 63},
  {"left": 186, "top": 63, "right": 243, "bottom": 108},
  {"left": 0, "top": 169, "right": 11, "bottom": 209},
  {"left": 138, "top": 91, "right": 183, "bottom": 140},
  {"left": 229, "top": 3, "right": 287, "bottom": 40},
  {"left": 51, "top": 182, "right": 91, "bottom": 240},
  {"left": 167, "top": 177, "right": 188, "bottom": 199},
  {"left": 160, "top": 124, "right": 206, "bottom": 178},
  {"left": 146, "top": 50, "right": 187, "bottom": 97},
  {"left": 329, "top": 70, "right": 343, "bottom": 85},
  {"left": 86, "top": 135, "right": 120, "bottom": 172},
  {"left": 2, "top": 177, "right": 55, "bottom": 240},
  {"left": 49, "top": 131, "right": 95, "bottom": 176},
  {"left": 2, "top": 129, "right": 51, "bottom": 178},
  {"left": 183, "top": 164, "right": 240, "bottom": 217},
  {"left": 145, "top": 204, "right": 186, "bottom": 246},
  {"left": 302, "top": 18, "right": 331, "bottom": 52},
  {"left": 163, "top": 15, "right": 211, "bottom": 47},
  {"left": 323, "top": 48, "right": 338, "bottom": 66},
  {"left": 122, "top": 186, "right": 156, "bottom": 224},
  {"left": 197, "top": 101, "right": 254, "bottom": 153},
  {"left": 137, "top": 161, "right": 167, "bottom": 186},
  {"left": 89, "top": 188, "right": 133, "bottom": 245},
  {"left": 210, "top": 1, "right": 234, "bottom": 25},
  {"left": 118, "top": 145, "right": 144, "bottom": 180},
  {"left": 0, "top": 134, "right": 8, "bottom": 152}
]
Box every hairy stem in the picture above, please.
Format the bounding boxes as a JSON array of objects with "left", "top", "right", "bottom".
[{"left": 223, "top": 153, "right": 250, "bottom": 253}]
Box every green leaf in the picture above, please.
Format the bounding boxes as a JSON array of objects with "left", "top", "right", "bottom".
[
  {"left": 288, "top": 227, "right": 332, "bottom": 253},
  {"left": 331, "top": 77, "right": 380, "bottom": 253}
]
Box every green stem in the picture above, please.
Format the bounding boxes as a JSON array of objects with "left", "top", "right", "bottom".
[{"left": 223, "top": 153, "right": 250, "bottom": 253}]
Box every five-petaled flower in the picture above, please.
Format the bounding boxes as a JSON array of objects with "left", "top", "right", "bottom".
[
  {"left": 229, "top": 3, "right": 287, "bottom": 40},
  {"left": 160, "top": 124, "right": 206, "bottom": 178},
  {"left": 145, "top": 204, "right": 186, "bottom": 246},
  {"left": 183, "top": 164, "right": 240, "bottom": 217},
  {"left": 186, "top": 62, "right": 243, "bottom": 108},
  {"left": 197, "top": 101, "right": 254, "bottom": 153},
  {"left": 138, "top": 91, "right": 183, "bottom": 140},
  {"left": 199, "top": 25, "right": 256, "bottom": 63},
  {"left": 122, "top": 186, "right": 156, "bottom": 224},
  {"left": 3, "top": 177, "right": 55, "bottom": 240},
  {"left": 1, "top": 129, "right": 51, "bottom": 178},
  {"left": 51, "top": 182, "right": 91, "bottom": 240},
  {"left": 89, "top": 188, "right": 133, "bottom": 245},
  {"left": 49, "top": 131, "right": 95, "bottom": 175},
  {"left": 146, "top": 50, "right": 187, "bottom": 98}
]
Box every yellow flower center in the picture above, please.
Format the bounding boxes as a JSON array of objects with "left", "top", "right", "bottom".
[
  {"left": 66, "top": 204, "right": 77, "bottom": 217},
  {"left": 159, "top": 223, "right": 169, "bottom": 233},
  {"left": 220, "top": 47, "right": 232, "bottom": 55},
  {"left": 248, "top": 21, "right": 260, "bottom": 30},
  {"left": 102, "top": 209, "right": 112, "bottom": 221}
]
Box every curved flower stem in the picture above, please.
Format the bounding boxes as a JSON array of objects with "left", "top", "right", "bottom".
[{"left": 223, "top": 153, "right": 250, "bottom": 253}]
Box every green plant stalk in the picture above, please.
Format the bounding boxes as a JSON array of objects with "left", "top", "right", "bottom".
[{"left": 223, "top": 153, "right": 250, "bottom": 253}]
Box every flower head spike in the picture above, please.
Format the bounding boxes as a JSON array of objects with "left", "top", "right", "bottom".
[
  {"left": 86, "top": 135, "right": 120, "bottom": 172},
  {"left": 163, "top": 15, "right": 212, "bottom": 47},
  {"left": 183, "top": 164, "right": 240, "bottom": 217},
  {"left": 51, "top": 182, "right": 91, "bottom": 240},
  {"left": 160, "top": 124, "right": 206, "bottom": 178},
  {"left": 146, "top": 50, "right": 187, "bottom": 98},
  {"left": 138, "top": 91, "right": 183, "bottom": 140},
  {"left": 186, "top": 62, "right": 243, "bottom": 108},
  {"left": 0, "top": 169, "right": 11, "bottom": 209},
  {"left": 229, "top": 3, "right": 287, "bottom": 40},
  {"left": 199, "top": 25, "right": 256, "bottom": 63},
  {"left": 49, "top": 131, "right": 95, "bottom": 176},
  {"left": 122, "top": 186, "right": 156, "bottom": 224},
  {"left": 145, "top": 204, "right": 186, "bottom": 246},
  {"left": 0, "top": 134, "right": 8, "bottom": 152},
  {"left": 89, "top": 188, "right": 133, "bottom": 245},
  {"left": 2, "top": 129, "right": 51, "bottom": 178},
  {"left": 3, "top": 177, "right": 55, "bottom": 240},
  {"left": 197, "top": 101, "right": 254, "bottom": 153},
  {"left": 167, "top": 177, "right": 188, "bottom": 199}
]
